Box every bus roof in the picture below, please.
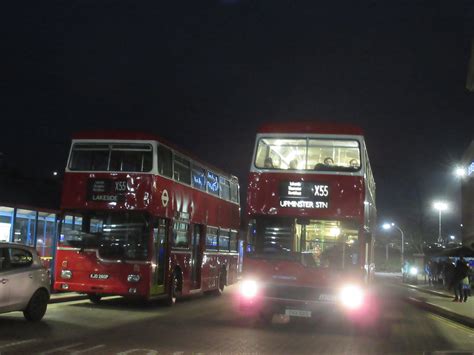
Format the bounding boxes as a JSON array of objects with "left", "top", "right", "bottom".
[
  {"left": 71, "top": 130, "right": 238, "bottom": 181},
  {"left": 257, "top": 122, "right": 364, "bottom": 136}
]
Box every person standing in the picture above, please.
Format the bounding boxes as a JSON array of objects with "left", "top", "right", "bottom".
[
  {"left": 443, "top": 260, "right": 455, "bottom": 289},
  {"left": 425, "top": 260, "right": 433, "bottom": 286},
  {"left": 452, "top": 257, "right": 469, "bottom": 302},
  {"left": 461, "top": 266, "right": 471, "bottom": 302}
]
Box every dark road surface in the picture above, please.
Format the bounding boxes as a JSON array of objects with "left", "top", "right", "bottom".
[{"left": 1, "top": 277, "right": 473, "bottom": 355}]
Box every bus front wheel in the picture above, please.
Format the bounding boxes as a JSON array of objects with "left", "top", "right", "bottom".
[{"left": 88, "top": 294, "right": 102, "bottom": 304}]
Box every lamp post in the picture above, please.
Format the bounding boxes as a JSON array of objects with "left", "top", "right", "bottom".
[
  {"left": 433, "top": 201, "right": 448, "bottom": 244},
  {"left": 382, "top": 222, "right": 405, "bottom": 269}
]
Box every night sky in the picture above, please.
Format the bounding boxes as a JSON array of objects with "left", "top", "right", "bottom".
[{"left": 2, "top": 1, "right": 474, "bottom": 240}]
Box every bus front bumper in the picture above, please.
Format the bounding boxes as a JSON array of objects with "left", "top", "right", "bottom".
[
  {"left": 54, "top": 281, "right": 148, "bottom": 298},
  {"left": 238, "top": 282, "right": 370, "bottom": 320}
]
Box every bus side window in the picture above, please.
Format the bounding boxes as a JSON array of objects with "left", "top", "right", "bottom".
[
  {"left": 158, "top": 145, "right": 172, "bottom": 178},
  {"left": 173, "top": 222, "right": 190, "bottom": 248},
  {"left": 206, "top": 227, "right": 218, "bottom": 250},
  {"left": 230, "top": 182, "right": 239, "bottom": 203},
  {"left": 218, "top": 229, "right": 230, "bottom": 252},
  {"left": 173, "top": 155, "right": 191, "bottom": 185},
  {"left": 230, "top": 231, "right": 238, "bottom": 252}
]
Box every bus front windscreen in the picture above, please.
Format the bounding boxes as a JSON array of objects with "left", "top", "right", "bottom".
[
  {"left": 255, "top": 138, "right": 361, "bottom": 172},
  {"left": 248, "top": 218, "right": 360, "bottom": 270},
  {"left": 59, "top": 212, "right": 150, "bottom": 261}
]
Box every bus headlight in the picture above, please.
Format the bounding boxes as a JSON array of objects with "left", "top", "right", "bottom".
[
  {"left": 409, "top": 267, "right": 418, "bottom": 276},
  {"left": 240, "top": 279, "right": 259, "bottom": 299},
  {"left": 61, "top": 270, "right": 72, "bottom": 279},
  {"left": 127, "top": 274, "right": 141, "bottom": 283},
  {"left": 339, "top": 284, "right": 364, "bottom": 310}
]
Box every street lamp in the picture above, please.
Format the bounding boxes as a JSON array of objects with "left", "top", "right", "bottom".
[
  {"left": 454, "top": 166, "right": 466, "bottom": 178},
  {"left": 433, "top": 201, "right": 448, "bottom": 243},
  {"left": 382, "top": 222, "right": 405, "bottom": 268}
]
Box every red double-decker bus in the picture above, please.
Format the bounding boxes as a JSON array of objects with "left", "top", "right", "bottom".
[
  {"left": 240, "top": 122, "right": 376, "bottom": 321},
  {"left": 54, "top": 131, "right": 240, "bottom": 305}
]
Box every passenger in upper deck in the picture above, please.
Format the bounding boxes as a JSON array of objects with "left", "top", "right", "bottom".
[
  {"left": 289, "top": 159, "right": 299, "bottom": 170},
  {"left": 323, "top": 157, "right": 334, "bottom": 166},
  {"left": 264, "top": 157, "right": 274, "bottom": 168},
  {"left": 314, "top": 157, "right": 334, "bottom": 170},
  {"left": 349, "top": 159, "right": 359, "bottom": 169}
]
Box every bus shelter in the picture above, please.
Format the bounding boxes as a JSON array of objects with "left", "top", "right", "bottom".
[{"left": 0, "top": 205, "right": 59, "bottom": 272}]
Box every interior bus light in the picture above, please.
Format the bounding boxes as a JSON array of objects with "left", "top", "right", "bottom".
[{"left": 329, "top": 227, "right": 341, "bottom": 237}]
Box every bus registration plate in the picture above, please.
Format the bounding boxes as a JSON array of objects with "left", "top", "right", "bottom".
[
  {"left": 90, "top": 273, "right": 109, "bottom": 280},
  {"left": 285, "top": 309, "right": 312, "bottom": 318}
]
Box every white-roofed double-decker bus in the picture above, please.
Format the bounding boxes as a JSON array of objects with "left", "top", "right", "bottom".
[
  {"left": 54, "top": 131, "right": 240, "bottom": 305},
  {"left": 240, "top": 122, "right": 376, "bottom": 322}
]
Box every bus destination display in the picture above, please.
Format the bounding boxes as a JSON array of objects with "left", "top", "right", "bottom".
[
  {"left": 87, "top": 179, "right": 127, "bottom": 202},
  {"left": 279, "top": 181, "right": 330, "bottom": 209}
]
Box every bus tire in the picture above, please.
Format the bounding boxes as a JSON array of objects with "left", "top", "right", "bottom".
[
  {"left": 165, "top": 271, "right": 180, "bottom": 307},
  {"left": 88, "top": 294, "right": 102, "bottom": 304},
  {"left": 23, "top": 289, "right": 49, "bottom": 322}
]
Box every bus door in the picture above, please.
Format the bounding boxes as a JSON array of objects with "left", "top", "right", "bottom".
[
  {"left": 151, "top": 218, "right": 168, "bottom": 296},
  {"left": 191, "top": 224, "right": 204, "bottom": 289}
]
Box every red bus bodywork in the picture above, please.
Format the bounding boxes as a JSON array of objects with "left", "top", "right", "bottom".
[
  {"left": 240, "top": 122, "right": 376, "bottom": 320},
  {"left": 54, "top": 132, "right": 240, "bottom": 303}
]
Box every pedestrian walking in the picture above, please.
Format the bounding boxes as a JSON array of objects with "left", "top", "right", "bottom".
[
  {"left": 442, "top": 260, "right": 455, "bottom": 289},
  {"left": 425, "top": 260, "right": 434, "bottom": 286},
  {"left": 402, "top": 260, "right": 410, "bottom": 283},
  {"left": 452, "top": 257, "right": 469, "bottom": 302},
  {"left": 432, "top": 260, "right": 440, "bottom": 284}
]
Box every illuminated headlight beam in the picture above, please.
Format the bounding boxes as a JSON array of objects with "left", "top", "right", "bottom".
[
  {"left": 339, "top": 284, "right": 364, "bottom": 310},
  {"left": 240, "top": 279, "right": 259, "bottom": 299}
]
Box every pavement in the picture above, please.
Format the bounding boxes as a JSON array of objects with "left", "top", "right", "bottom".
[
  {"left": 3, "top": 282, "right": 474, "bottom": 354},
  {"left": 376, "top": 272, "right": 474, "bottom": 328}
]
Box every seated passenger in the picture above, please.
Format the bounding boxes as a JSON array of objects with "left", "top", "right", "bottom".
[
  {"left": 315, "top": 157, "right": 334, "bottom": 170},
  {"left": 349, "top": 159, "right": 359, "bottom": 169},
  {"left": 323, "top": 157, "right": 334, "bottom": 166},
  {"left": 264, "top": 157, "right": 274, "bottom": 168},
  {"left": 289, "top": 159, "right": 299, "bottom": 169}
]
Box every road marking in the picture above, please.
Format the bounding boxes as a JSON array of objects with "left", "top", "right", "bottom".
[
  {"left": 71, "top": 345, "right": 105, "bottom": 354},
  {"left": 0, "top": 339, "right": 39, "bottom": 349},
  {"left": 38, "top": 343, "right": 84, "bottom": 354},
  {"left": 48, "top": 295, "right": 122, "bottom": 307},
  {"left": 428, "top": 313, "right": 474, "bottom": 334},
  {"left": 116, "top": 350, "right": 159, "bottom": 355}
]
